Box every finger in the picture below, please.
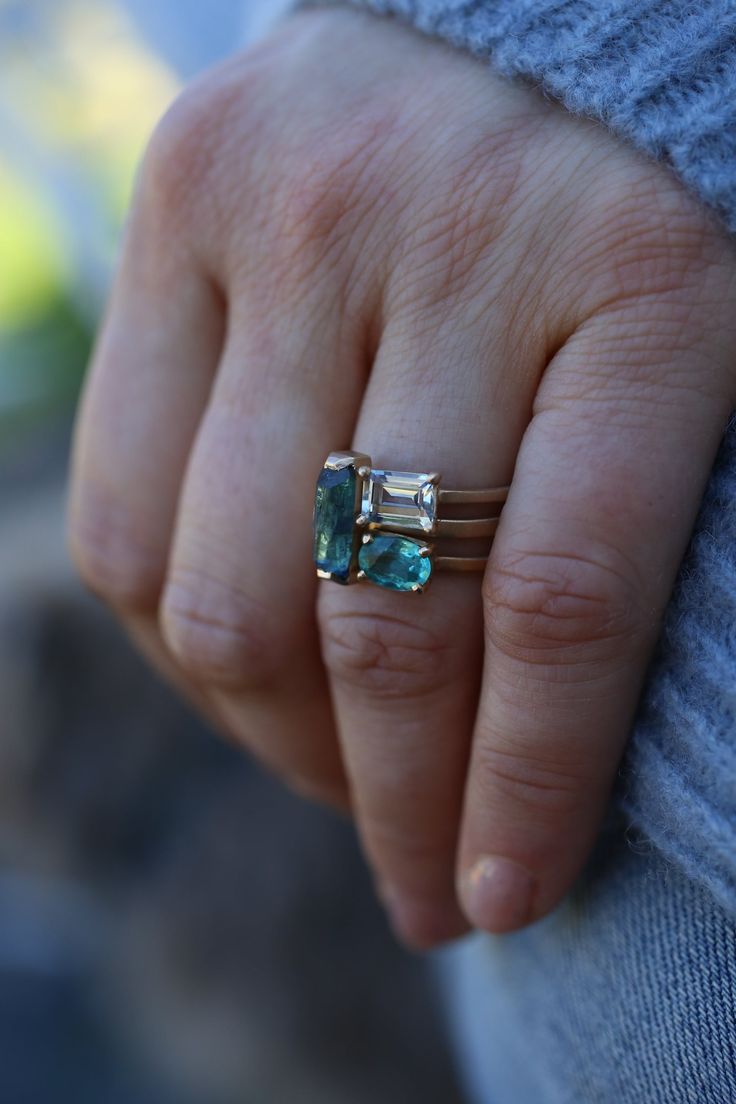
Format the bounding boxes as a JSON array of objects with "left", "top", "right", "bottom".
[
  {"left": 458, "top": 293, "right": 736, "bottom": 933},
  {"left": 68, "top": 163, "right": 224, "bottom": 610},
  {"left": 68, "top": 89, "right": 363, "bottom": 805},
  {"left": 159, "top": 278, "right": 368, "bottom": 800},
  {"left": 124, "top": 611, "right": 351, "bottom": 813},
  {"left": 126, "top": 612, "right": 224, "bottom": 721},
  {"left": 67, "top": 133, "right": 240, "bottom": 790},
  {"left": 318, "top": 304, "right": 546, "bottom": 948}
]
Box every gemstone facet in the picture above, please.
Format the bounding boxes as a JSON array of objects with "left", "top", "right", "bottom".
[
  {"left": 358, "top": 534, "right": 433, "bottom": 592},
  {"left": 313, "top": 462, "right": 358, "bottom": 582},
  {"left": 362, "top": 470, "right": 437, "bottom": 534}
]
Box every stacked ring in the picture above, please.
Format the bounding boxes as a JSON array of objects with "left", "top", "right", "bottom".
[{"left": 313, "top": 451, "right": 509, "bottom": 593}]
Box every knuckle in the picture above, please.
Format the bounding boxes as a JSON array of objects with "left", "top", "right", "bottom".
[
  {"left": 142, "top": 85, "right": 224, "bottom": 215},
  {"left": 385, "top": 134, "right": 539, "bottom": 322},
  {"left": 472, "top": 742, "right": 588, "bottom": 819},
  {"left": 407, "top": 127, "right": 532, "bottom": 275},
  {"left": 533, "top": 353, "right": 719, "bottom": 440},
  {"left": 363, "top": 813, "right": 456, "bottom": 869},
  {"left": 272, "top": 119, "right": 393, "bottom": 283},
  {"left": 578, "top": 164, "right": 731, "bottom": 307},
  {"left": 68, "top": 493, "right": 163, "bottom": 611},
  {"left": 160, "top": 569, "right": 275, "bottom": 688},
  {"left": 361, "top": 813, "right": 458, "bottom": 906},
  {"left": 483, "top": 545, "right": 646, "bottom": 669},
  {"left": 281, "top": 138, "right": 364, "bottom": 237},
  {"left": 140, "top": 64, "right": 262, "bottom": 225},
  {"left": 319, "top": 608, "right": 454, "bottom": 702}
]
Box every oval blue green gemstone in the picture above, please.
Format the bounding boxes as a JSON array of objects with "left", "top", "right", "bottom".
[
  {"left": 313, "top": 464, "right": 357, "bottom": 583},
  {"left": 358, "top": 534, "right": 432, "bottom": 592}
]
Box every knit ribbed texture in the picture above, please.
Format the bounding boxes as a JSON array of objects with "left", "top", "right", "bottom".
[
  {"left": 339, "top": 0, "right": 736, "bottom": 233},
  {"left": 620, "top": 416, "right": 736, "bottom": 917},
  {"left": 441, "top": 835, "right": 736, "bottom": 1103},
  {"left": 310, "top": 0, "right": 736, "bottom": 915}
]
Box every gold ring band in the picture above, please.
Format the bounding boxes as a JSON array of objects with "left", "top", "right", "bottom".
[
  {"left": 313, "top": 451, "right": 509, "bottom": 593},
  {"left": 438, "top": 487, "right": 509, "bottom": 505}
]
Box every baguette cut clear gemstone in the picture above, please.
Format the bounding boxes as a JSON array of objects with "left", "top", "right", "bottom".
[{"left": 362, "top": 470, "right": 437, "bottom": 534}]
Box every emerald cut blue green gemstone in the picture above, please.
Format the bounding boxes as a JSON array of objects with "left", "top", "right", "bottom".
[
  {"left": 313, "top": 464, "right": 357, "bottom": 582},
  {"left": 358, "top": 534, "right": 432, "bottom": 592}
]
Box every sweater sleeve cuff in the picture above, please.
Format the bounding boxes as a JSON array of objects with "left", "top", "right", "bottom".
[{"left": 322, "top": 0, "right": 736, "bottom": 235}]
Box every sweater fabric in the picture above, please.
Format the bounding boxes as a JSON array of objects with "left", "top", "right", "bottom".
[
  {"left": 440, "top": 836, "right": 736, "bottom": 1103},
  {"left": 314, "top": 0, "right": 736, "bottom": 917}
]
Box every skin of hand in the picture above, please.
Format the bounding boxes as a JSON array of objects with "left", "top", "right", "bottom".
[{"left": 68, "top": 7, "right": 736, "bottom": 949}]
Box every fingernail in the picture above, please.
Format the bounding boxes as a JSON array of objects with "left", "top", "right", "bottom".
[
  {"left": 460, "top": 856, "right": 536, "bottom": 933},
  {"left": 379, "top": 886, "right": 469, "bottom": 950}
]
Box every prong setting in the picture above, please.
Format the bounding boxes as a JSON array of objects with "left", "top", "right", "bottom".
[
  {"left": 360, "top": 469, "right": 439, "bottom": 535},
  {"left": 314, "top": 451, "right": 509, "bottom": 590}
]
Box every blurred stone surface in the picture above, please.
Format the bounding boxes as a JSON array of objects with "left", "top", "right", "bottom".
[{"left": 0, "top": 426, "right": 464, "bottom": 1103}]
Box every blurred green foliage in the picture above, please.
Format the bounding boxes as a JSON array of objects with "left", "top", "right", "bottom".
[
  {"left": 0, "top": 300, "right": 92, "bottom": 444},
  {"left": 0, "top": 162, "right": 88, "bottom": 442},
  {"left": 0, "top": 0, "right": 179, "bottom": 447}
]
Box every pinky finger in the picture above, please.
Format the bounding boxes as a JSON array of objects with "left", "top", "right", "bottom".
[{"left": 68, "top": 157, "right": 224, "bottom": 612}]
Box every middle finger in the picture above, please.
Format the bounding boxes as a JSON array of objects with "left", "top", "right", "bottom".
[{"left": 318, "top": 299, "right": 542, "bottom": 946}]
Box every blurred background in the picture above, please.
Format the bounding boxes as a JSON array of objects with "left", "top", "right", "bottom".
[{"left": 0, "top": 1, "right": 464, "bottom": 1099}]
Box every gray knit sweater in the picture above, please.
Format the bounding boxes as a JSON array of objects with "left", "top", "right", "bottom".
[{"left": 314, "top": 0, "right": 736, "bottom": 915}]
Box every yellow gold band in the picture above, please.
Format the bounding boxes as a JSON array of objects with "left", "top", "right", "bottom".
[{"left": 313, "top": 451, "right": 509, "bottom": 592}]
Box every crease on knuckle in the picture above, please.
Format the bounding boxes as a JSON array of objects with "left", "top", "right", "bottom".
[
  {"left": 536, "top": 279, "right": 736, "bottom": 426},
  {"left": 320, "top": 609, "right": 453, "bottom": 702},
  {"left": 360, "top": 811, "right": 457, "bottom": 876},
  {"left": 473, "top": 743, "right": 588, "bottom": 818},
  {"left": 161, "top": 568, "right": 275, "bottom": 688},
  {"left": 483, "top": 546, "right": 645, "bottom": 669},
  {"left": 69, "top": 492, "right": 164, "bottom": 611},
  {"left": 533, "top": 362, "right": 714, "bottom": 439}
]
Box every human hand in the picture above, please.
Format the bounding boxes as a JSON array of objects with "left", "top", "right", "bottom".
[{"left": 69, "top": 8, "right": 736, "bottom": 947}]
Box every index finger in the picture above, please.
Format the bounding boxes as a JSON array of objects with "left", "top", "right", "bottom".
[{"left": 458, "top": 290, "right": 736, "bottom": 933}]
